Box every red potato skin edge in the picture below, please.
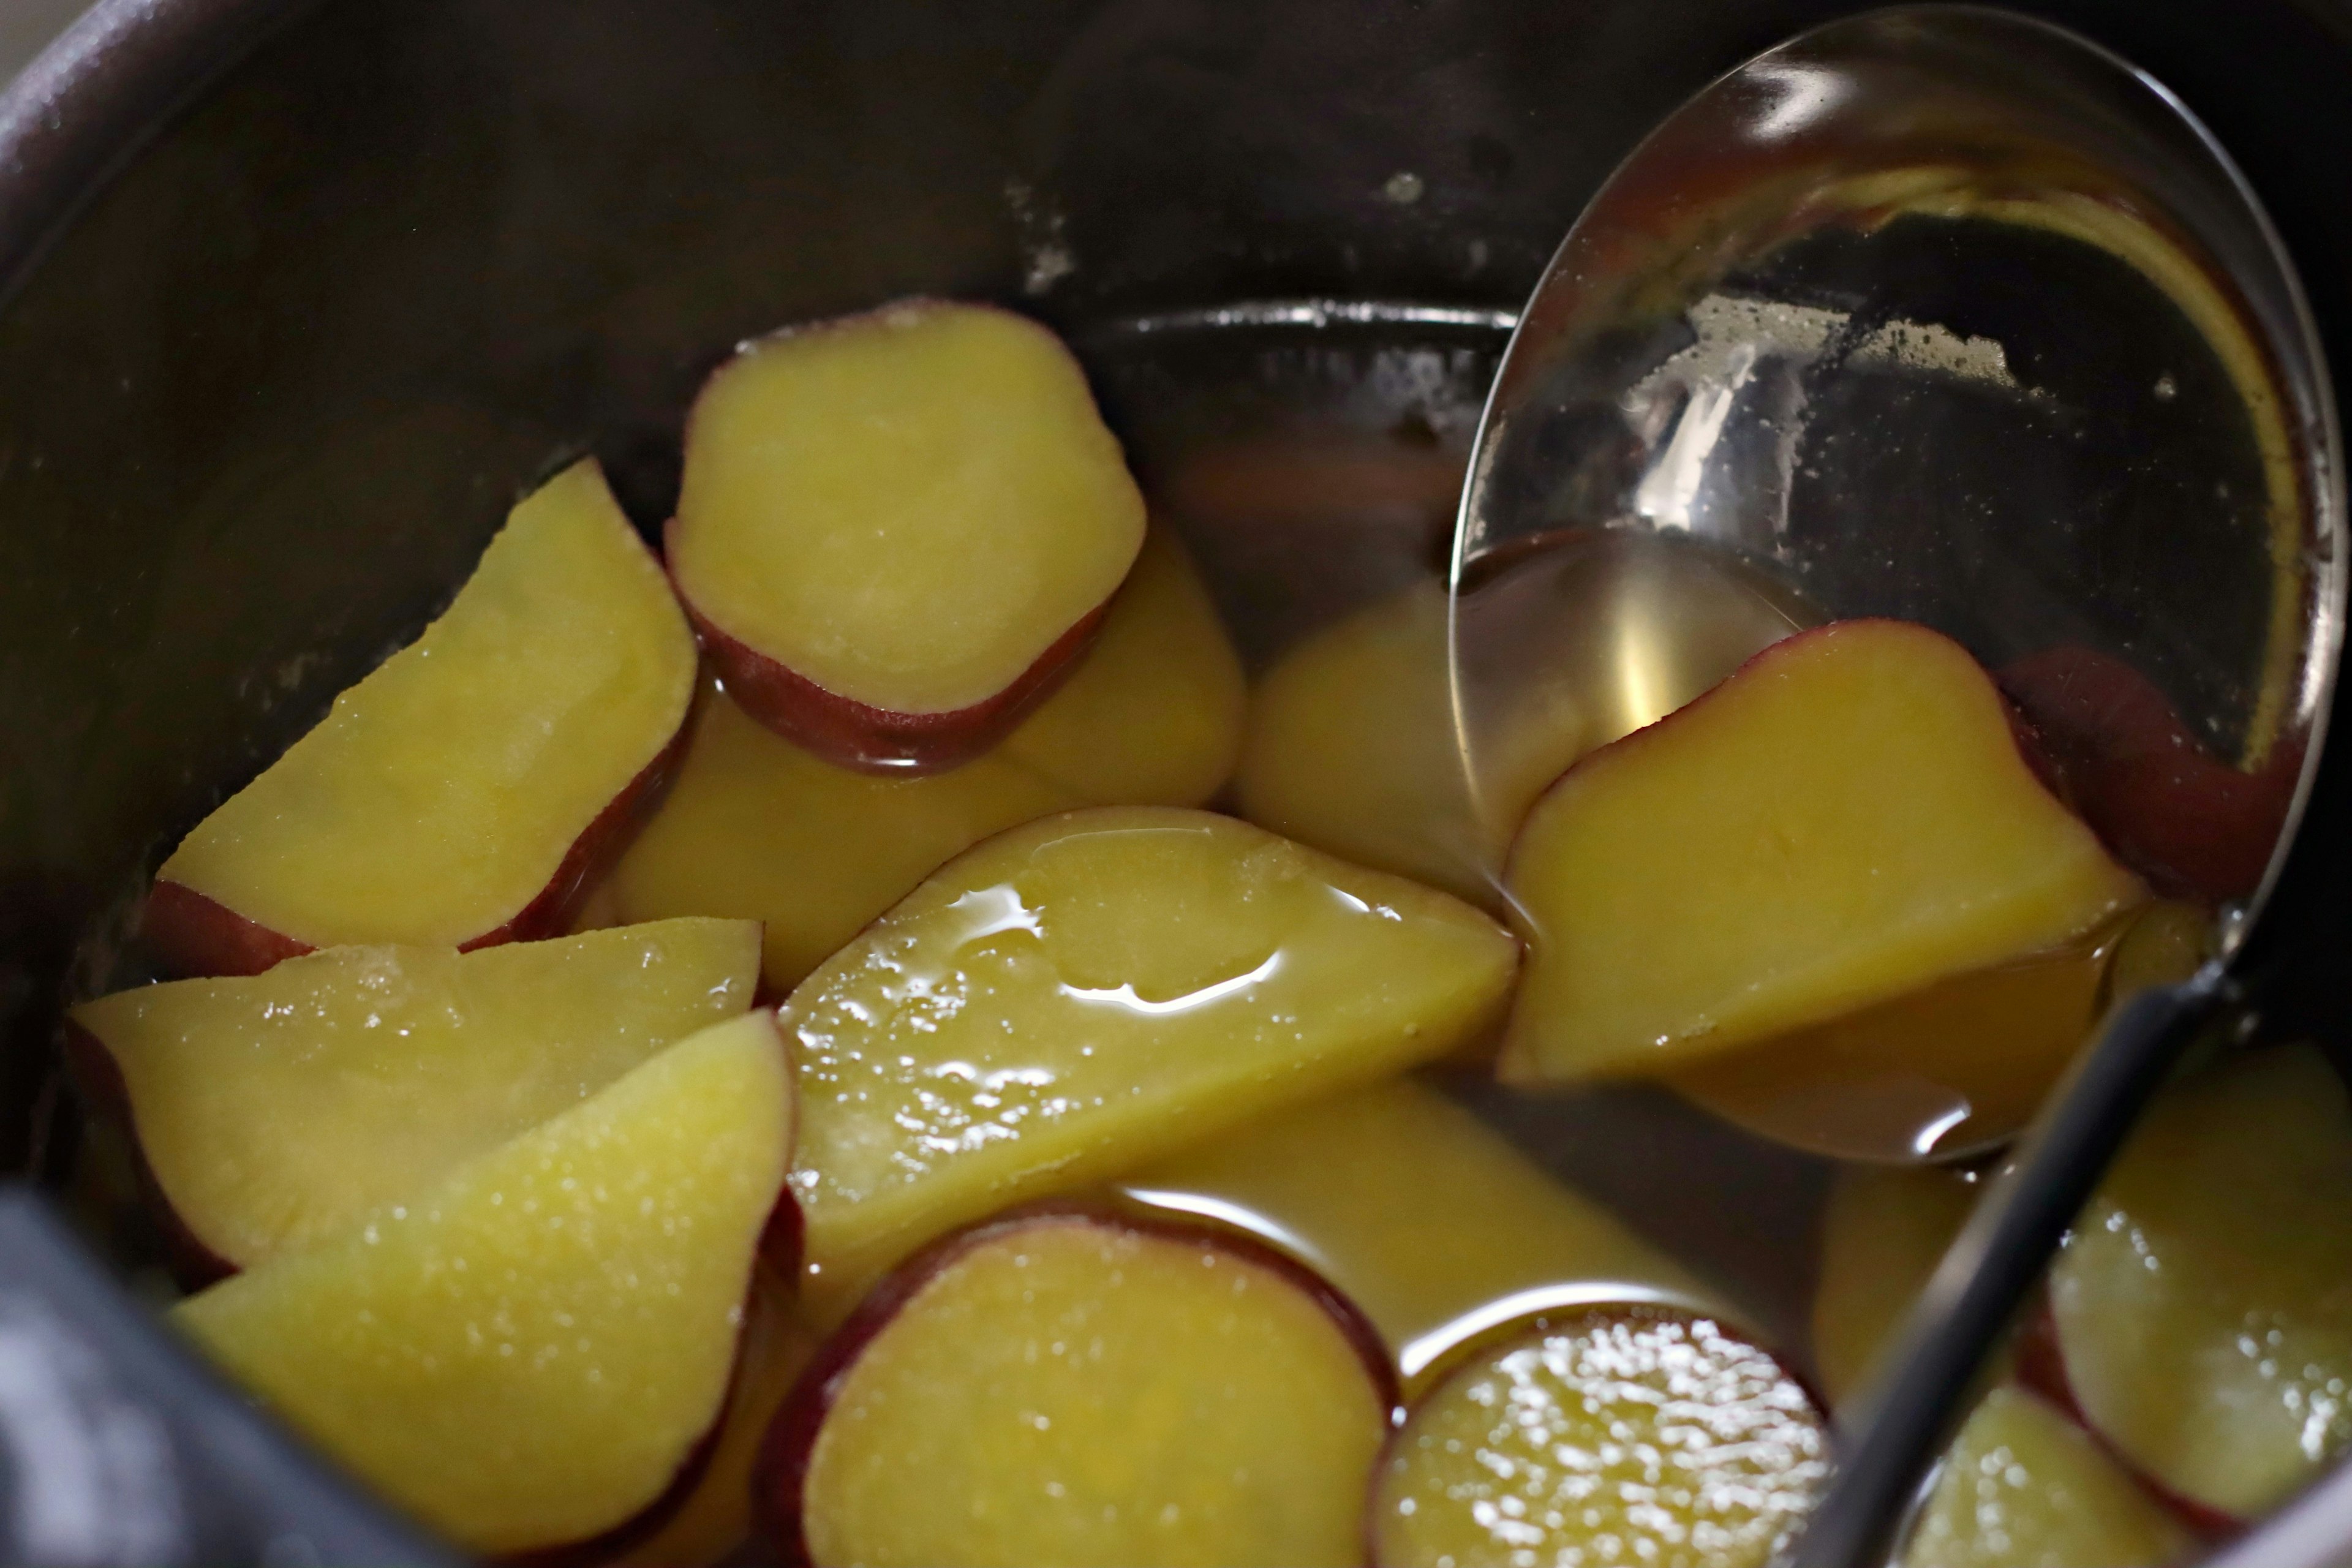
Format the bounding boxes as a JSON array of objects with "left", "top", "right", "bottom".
[
  {"left": 668, "top": 522, "right": 1109, "bottom": 777},
  {"left": 139, "top": 718, "right": 692, "bottom": 980},
  {"left": 2012, "top": 1297, "right": 2245, "bottom": 1540},
  {"left": 1363, "top": 1303, "right": 1828, "bottom": 1568},
  {"left": 753, "top": 1202, "right": 1401, "bottom": 1568},
  {"left": 138, "top": 882, "right": 313, "bottom": 979},
  {"left": 1998, "top": 644, "right": 2302, "bottom": 906}
]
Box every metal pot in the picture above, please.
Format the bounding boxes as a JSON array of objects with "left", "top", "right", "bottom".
[{"left": 2, "top": 0, "right": 2350, "bottom": 1561}]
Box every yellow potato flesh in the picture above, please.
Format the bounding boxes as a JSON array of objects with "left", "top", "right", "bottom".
[
  {"left": 74, "top": 919, "right": 758, "bottom": 1267},
  {"left": 1811, "top": 1164, "right": 1979, "bottom": 1408},
  {"left": 673, "top": 301, "right": 1145, "bottom": 714},
  {"left": 160, "top": 460, "right": 696, "bottom": 946},
  {"left": 1503, "top": 620, "right": 2141, "bottom": 1081},
  {"left": 1122, "top": 1079, "right": 1708, "bottom": 1390},
  {"left": 1371, "top": 1313, "right": 1827, "bottom": 1568},
  {"left": 1900, "top": 1388, "right": 2189, "bottom": 1568},
  {"left": 999, "top": 528, "right": 1246, "bottom": 804},
  {"left": 175, "top": 1013, "right": 792, "bottom": 1556},
  {"left": 611, "top": 530, "right": 1242, "bottom": 992},
  {"left": 2052, "top": 1042, "right": 2352, "bottom": 1517},
  {"left": 785, "top": 806, "right": 1518, "bottom": 1302},
  {"left": 802, "top": 1216, "right": 1387, "bottom": 1568}
]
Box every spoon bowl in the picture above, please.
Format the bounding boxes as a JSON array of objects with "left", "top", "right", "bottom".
[
  {"left": 1453, "top": 4, "right": 2340, "bottom": 904},
  {"left": 1447, "top": 8, "right": 2343, "bottom": 1564}
]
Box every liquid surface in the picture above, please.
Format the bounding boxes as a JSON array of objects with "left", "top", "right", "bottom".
[{"left": 1668, "top": 918, "right": 2128, "bottom": 1164}]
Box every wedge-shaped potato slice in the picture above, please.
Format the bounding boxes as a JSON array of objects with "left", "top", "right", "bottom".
[
  {"left": 175, "top": 1012, "right": 793, "bottom": 1557},
  {"left": 767, "top": 1209, "right": 1393, "bottom": 1568},
  {"left": 1370, "top": 1308, "right": 1826, "bottom": 1568},
  {"left": 149, "top": 460, "right": 697, "bottom": 974},
  {"left": 611, "top": 532, "right": 1243, "bottom": 992},
  {"left": 784, "top": 807, "right": 1518, "bottom": 1302},
  {"left": 1900, "top": 1387, "right": 2191, "bottom": 1568},
  {"left": 671, "top": 300, "right": 1146, "bottom": 772},
  {"left": 70, "top": 918, "right": 759, "bottom": 1272},
  {"left": 1504, "top": 619, "right": 2141, "bottom": 1081},
  {"left": 1122, "top": 1079, "right": 1709, "bottom": 1389},
  {"left": 2050, "top": 1042, "right": 2352, "bottom": 1520}
]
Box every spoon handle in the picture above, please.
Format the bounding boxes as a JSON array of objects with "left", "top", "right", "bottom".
[{"left": 1783, "top": 971, "right": 2236, "bottom": 1568}]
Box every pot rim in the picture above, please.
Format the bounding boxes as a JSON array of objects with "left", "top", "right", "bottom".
[{"left": 0, "top": 0, "right": 309, "bottom": 304}]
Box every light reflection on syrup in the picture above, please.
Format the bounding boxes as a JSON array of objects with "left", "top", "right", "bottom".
[
  {"left": 1398, "top": 1281, "right": 1700, "bottom": 1382},
  {"left": 1371, "top": 1312, "right": 1829, "bottom": 1568},
  {"left": 1907, "top": 1103, "right": 1975, "bottom": 1159},
  {"left": 1060, "top": 952, "right": 1284, "bottom": 1017},
  {"left": 1117, "top": 1183, "right": 1706, "bottom": 1382},
  {"left": 935, "top": 884, "right": 1044, "bottom": 947},
  {"left": 1118, "top": 1188, "right": 1327, "bottom": 1273}
]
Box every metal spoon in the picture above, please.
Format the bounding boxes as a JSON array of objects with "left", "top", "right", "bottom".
[{"left": 1447, "top": 7, "right": 2343, "bottom": 1564}]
